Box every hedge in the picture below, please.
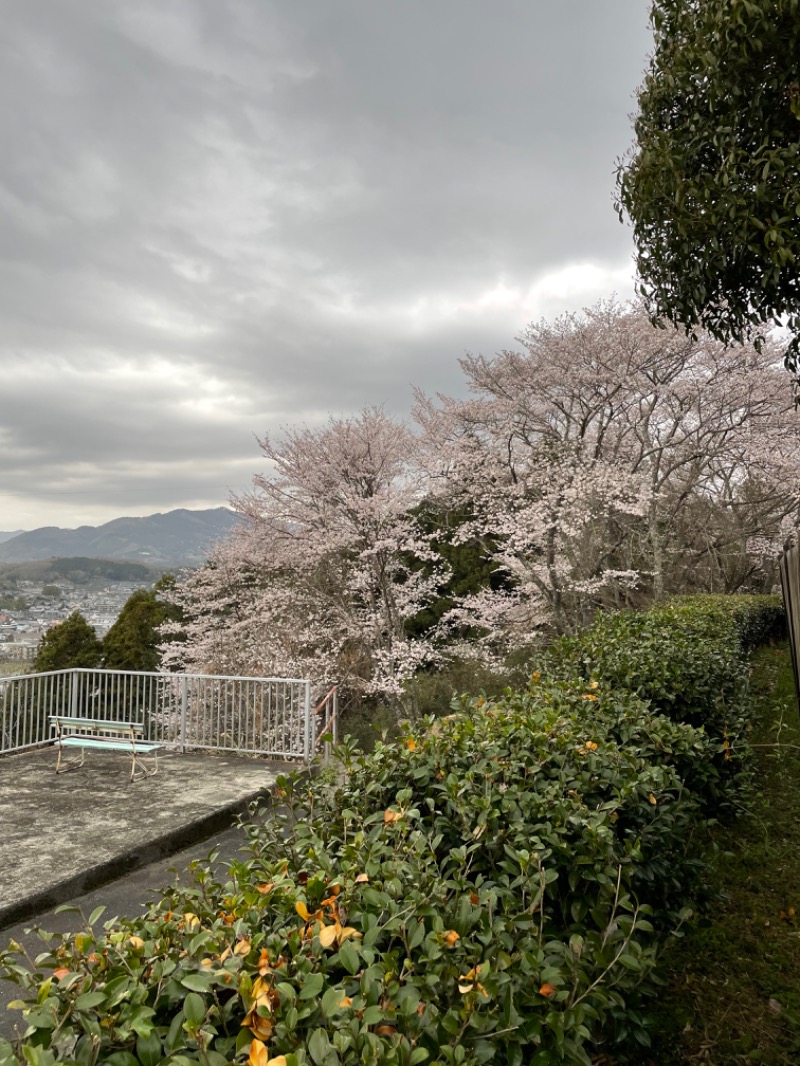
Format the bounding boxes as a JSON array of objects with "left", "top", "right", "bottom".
[{"left": 0, "top": 595, "right": 784, "bottom": 1066}]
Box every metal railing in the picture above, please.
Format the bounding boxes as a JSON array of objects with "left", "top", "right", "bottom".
[{"left": 0, "top": 669, "right": 315, "bottom": 760}]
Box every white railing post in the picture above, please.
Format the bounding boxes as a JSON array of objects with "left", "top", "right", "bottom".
[
  {"left": 303, "top": 680, "right": 311, "bottom": 762},
  {"left": 180, "top": 675, "right": 188, "bottom": 753},
  {"left": 69, "top": 669, "right": 78, "bottom": 717}
]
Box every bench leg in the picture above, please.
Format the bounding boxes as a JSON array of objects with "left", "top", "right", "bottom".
[
  {"left": 55, "top": 745, "right": 85, "bottom": 773},
  {"left": 130, "top": 748, "right": 158, "bottom": 782}
]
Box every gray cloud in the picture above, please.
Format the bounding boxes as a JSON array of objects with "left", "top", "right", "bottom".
[{"left": 0, "top": 0, "right": 651, "bottom": 529}]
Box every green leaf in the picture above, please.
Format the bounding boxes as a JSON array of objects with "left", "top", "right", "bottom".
[
  {"left": 136, "top": 1031, "right": 164, "bottom": 1066},
  {"left": 361, "top": 1005, "right": 383, "bottom": 1025},
  {"left": 339, "top": 940, "right": 360, "bottom": 975},
  {"left": 298, "top": 972, "right": 326, "bottom": 1000},
  {"left": 181, "top": 972, "right": 215, "bottom": 993},
  {"left": 88, "top": 906, "right": 107, "bottom": 926},
  {"left": 74, "top": 991, "right": 107, "bottom": 1011},
  {"left": 183, "top": 991, "right": 206, "bottom": 1026},
  {"left": 308, "top": 1027, "right": 330, "bottom": 1065}
]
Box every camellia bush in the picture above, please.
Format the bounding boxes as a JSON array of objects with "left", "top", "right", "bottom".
[{"left": 0, "top": 596, "right": 784, "bottom": 1066}]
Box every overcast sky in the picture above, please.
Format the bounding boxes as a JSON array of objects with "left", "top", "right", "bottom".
[{"left": 1, "top": 0, "right": 652, "bottom": 531}]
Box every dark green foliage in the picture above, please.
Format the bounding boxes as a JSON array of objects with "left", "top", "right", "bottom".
[
  {"left": 544, "top": 594, "right": 782, "bottom": 730},
  {"left": 32, "top": 611, "right": 103, "bottom": 673},
  {"left": 616, "top": 0, "right": 800, "bottom": 372},
  {"left": 542, "top": 594, "right": 784, "bottom": 808},
  {"left": 0, "top": 593, "right": 26, "bottom": 610},
  {"left": 403, "top": 503, "right": 504, "bottom": 640},
  {"left": 103, "top": 577, "right": 180, "bottom": 672}
]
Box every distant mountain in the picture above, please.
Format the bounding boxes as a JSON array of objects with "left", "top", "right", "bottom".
[
  {"left": 0, "top": 531, "right": 24, "bottom": 545},
  {"left": 0, "top": 508, "right": 242, "bottom": 566}
]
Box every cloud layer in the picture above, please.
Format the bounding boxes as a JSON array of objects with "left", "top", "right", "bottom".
[{"left": 0, "top": 0, "right": 651, "bottom": 529}]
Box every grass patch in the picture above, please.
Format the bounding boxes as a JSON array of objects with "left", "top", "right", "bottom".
[{"left": 644, "top": 642, "right": 800, "bottom": 1065}]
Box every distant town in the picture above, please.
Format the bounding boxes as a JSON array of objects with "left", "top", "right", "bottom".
[{"left": 0, "top": 577, "right": 153, "bottom": 669}]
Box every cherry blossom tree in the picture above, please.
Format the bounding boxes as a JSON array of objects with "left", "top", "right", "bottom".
[
  {"left": 163, "top": 408, "right": 447, "bottom": 707},
  {"left": 416, "top": 301, "right": 800, "bottom": 649}
]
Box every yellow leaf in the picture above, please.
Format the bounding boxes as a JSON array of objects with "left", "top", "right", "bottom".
[
  {"left": 443, "top": 930, "right": 460, "bottom": 947},
  {"left": 266, "top": 1058, "right": 288, "bottom": 1066},
  {"left": 339, "top": 926, "right": 362, "bottom": 942},
  {"left": 539, "top": 983, "right": 557, "bottom": 997},
  {"left": 376, "top": 1025, "right": 397, "bottom": 1036},
  {"left": 243, "top": 1009, "right": 274, "bottom": 1041},
  {"left": 200, "top": 958, "right": 213, "bottom": 969},
  {"left": 355, "top": 873, "right": 369, "bottom": 884},
  {"left": 295, "top": 900, "right": 310, "bottom": 921},
  {"left": 459, "top": 964, "right": 485, "bottom": 992},
  {"left": 648, "top": 793, "right": 657, "bottom": 805},
  {"left": 384, "top": 809, "right": 403, "bottom": 824},
  {"left": 127, "top": 936, "right": 144, "bottom": 950},
  {"left": 319, "top": 924, "right": 338, "bottom": 949},
  {"left": 257, "top": 883, "right": 274, "bottom": 895},
  {"left": 406, "top": 737, "right": 417, "bottom": 751},
  {"left": 339, "top": 996, "right": 353, "bottom": 1008},
  {"left": 585, "top": 741, "right": 598, "bottom": 751},
  {"left": 581, "top": 693, "right": 597, "bottom": 701},
  {"left": 248, "top": 1038, "right": 269, "bottom": 1066},
  {"left": 234, "top": 938, "right": 251, "bottom": 956},
  {"left": 52, "top": 967, "right": 70, "bottom": 981},
  {"left": 251, "top": 976, "right": 275, "bottom": 1001}
]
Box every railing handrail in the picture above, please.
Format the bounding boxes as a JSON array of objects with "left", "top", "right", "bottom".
[
  {"left": 312, "top": 684, "right": 338, "bottom": 716},
  {"left": 313, "top": 685, "right": 339, "bottom": 756},
  {"left": 1, "top": 668, "right": 311, "bottom": 684}
]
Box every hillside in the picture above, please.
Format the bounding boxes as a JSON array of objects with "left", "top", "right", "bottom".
[
  {"left": 0, "top": 508, "right": 241, "bottom": 567},
  {"left": 0, "top": 557, "right": 158, "bottom": 587}
]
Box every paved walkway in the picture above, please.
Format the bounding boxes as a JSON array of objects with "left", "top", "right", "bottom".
[{"left": 0, "top": 746, "right": 293, "bottom": 929}]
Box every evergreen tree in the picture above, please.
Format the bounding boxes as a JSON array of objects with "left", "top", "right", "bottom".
[
  {"left": 616, "top": 0, "right": 800, "bottom": 374},
  {"left": 34, "top": 611, "right": 103, "bottom": 672},
  {"left": 103, "top": 576, "right": 180, "bottom": 672}
]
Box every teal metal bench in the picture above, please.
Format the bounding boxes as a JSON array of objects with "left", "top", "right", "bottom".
[{"left": 49, "top": 715, "right": 161, "bottom": 782}]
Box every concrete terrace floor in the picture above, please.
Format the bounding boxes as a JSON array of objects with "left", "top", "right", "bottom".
[{"left": 0, "top": 746, "right": 294, "bottom": 930}]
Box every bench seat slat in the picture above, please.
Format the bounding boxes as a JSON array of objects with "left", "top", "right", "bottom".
[{"left": 60, "top": 737, "right": 160, "bottom": 753}]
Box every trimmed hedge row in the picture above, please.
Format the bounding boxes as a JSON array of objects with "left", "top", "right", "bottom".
[{"left": 0, "top": 596, "right": 784, "bottom": 1066}]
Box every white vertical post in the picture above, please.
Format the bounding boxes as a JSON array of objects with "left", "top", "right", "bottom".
[
  {"left": 69, "top": 669, "right": 78, "bottom": 717},
  {"left": 180, "top": 675, "right": 188, "bottom": 753},
  {"left": 303, "top": 680, "right": 311, "bottom": 762}
]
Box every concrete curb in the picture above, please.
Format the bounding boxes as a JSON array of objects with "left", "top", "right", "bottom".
[{"left": 0, "top": 785, "right": 277, "bottom": 931}]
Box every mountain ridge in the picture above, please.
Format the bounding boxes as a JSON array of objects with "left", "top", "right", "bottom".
[{"left": 0, "top": 508, "right": 241, "bottom": 566}]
